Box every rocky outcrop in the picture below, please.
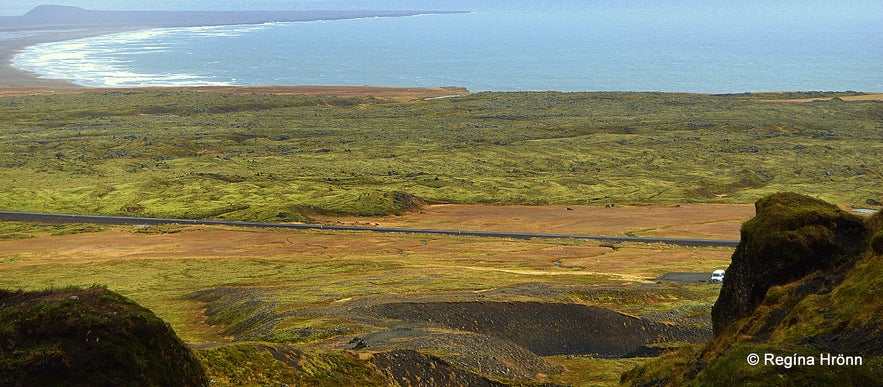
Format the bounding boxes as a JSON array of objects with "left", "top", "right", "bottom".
[
  {"left": 0, "top": 287, "right": 208, "bottom": 386},
  {"left": 624, "top": 194, "right": 883, "bottom": 386},
  {"left": 712, "top": 192, "right": 867, "bottom": 335}
]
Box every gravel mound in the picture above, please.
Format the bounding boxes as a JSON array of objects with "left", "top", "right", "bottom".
[{"left": 368, "top": 301, "right": 696, "bottom": 357}]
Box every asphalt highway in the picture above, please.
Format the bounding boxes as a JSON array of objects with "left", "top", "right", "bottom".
[{"left": 0, "top": 211, "right": 740, "bottom": 248}]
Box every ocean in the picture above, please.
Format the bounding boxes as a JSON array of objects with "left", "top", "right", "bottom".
[{"left": 10, "top": 6, "right": 883, "bottom": 92}]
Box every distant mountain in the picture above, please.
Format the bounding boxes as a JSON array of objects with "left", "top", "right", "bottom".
[
  {"left": 22, "top": 4, "right": 90, "bottom": 18},
  {"left": 19, "top": 4, "right": 129, "bottom": 25}
]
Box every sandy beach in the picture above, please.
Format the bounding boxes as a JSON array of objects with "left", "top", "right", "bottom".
[
  {"left": 0, "top": 27, "right": 139, "bottom": 87},
  {"left": 0, "top": 25, "right": 470, "bottom": 99},
  {"left": 0, "top": 6, "right": 466, "bottom": 88}
]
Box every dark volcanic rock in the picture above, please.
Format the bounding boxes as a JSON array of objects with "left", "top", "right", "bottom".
[
  {"left": 711, "top": 192, "right": 868, "bottom": 335},
  {"left": 368, "top": 301, "right": 697, "bottom": 357},
  {"left": 0, "top": 287, "right": 208, "bottom": 386},
  {"left": 372, "top": 349, "right": 507, "bottom": 387}
]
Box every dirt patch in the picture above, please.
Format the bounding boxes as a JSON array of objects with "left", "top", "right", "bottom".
[
  {"left": 0, "top": 211, "right": 736, "bottom": 278},
  {"left": 759, "top": 93, "right": 883, "bottom": 103},
  {"left": 316, "top": 203, "right": 754, "bottom": 240}
]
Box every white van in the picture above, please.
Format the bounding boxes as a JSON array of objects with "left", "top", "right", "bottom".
[{"left": 711, "top": 269, "right": 725, "bottom": 283}]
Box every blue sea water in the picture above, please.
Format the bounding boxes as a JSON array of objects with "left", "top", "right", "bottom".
[{"left": 11, "top": 6, "right": 883, "bottom": 92}]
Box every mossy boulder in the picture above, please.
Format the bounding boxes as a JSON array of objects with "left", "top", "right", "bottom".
[
  {"left": 624, "top": 194, "right": 882, "bottom": 386},
  {"left": 0, "top": 286, "right": 208, "bottom": 386},
  {"left": 712, "top": 192, "right": 867, "bottom": 335}
]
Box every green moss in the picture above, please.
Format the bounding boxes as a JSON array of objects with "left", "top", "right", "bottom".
[
  {"left": 546, "top": 356, "right": 650, "bottom": 387},
  {"left": 713, "top": 193, "right": 868, "bottom": 335},
  {"left": 619, "top": 344, "right": 705, "bottom": 387},
  {"left": 1, "top": 92, "right": 881, "bottom": 219},
  {"left": 625, "top": 340, "right": 883, "bottom": 386},
  {"left": 0, "top": 286, "right": 208, "bottom": 386},
  {"left": 693, "top": 344, "right": 881, "bottom": 386},
  {"left": 631, "top": 194, "right": 883, "bottom": 386},
  {"left": 0, "top": 222, "right": 107, "bottom": 239},
  {"left": 821, "top": 250, "right": 883, "bottom": 331},
  {"left": 196, "top": 343, "right": 387, "bottom": 386}
]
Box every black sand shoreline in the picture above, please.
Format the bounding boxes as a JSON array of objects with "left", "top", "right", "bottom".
[{"left": 0, "top": 5, "right": 468, "bottom": 87}]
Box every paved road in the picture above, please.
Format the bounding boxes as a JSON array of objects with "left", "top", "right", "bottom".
[
  {"left": 658, "top": 272, "right": 720, "bottom": 282},
  {"left": 0, "top": 211, "right": 740, "bottom": 248}
]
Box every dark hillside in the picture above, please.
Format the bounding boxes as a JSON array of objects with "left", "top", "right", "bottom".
[
  {"left": 0, "top": 286, "right": 208, "bottom": 386},
  {"left": 623, "top": 193, "right": 883, "bottom": 386},
  {"left": 712, "top": 192, "right": 868, "bottom": 334}
]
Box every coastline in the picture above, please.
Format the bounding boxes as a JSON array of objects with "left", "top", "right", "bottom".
[
  {"left": 0, "top": 27, "right": 142, "bottom": 87},
  {"left": 2, "top": 7, "right": 878, "bottom": 95},
  {"left": 0, "top": 7, "right": 467, "bottom": 87},
  {"left": 0, "top": 84, "right": 471, "bottom": 99}
]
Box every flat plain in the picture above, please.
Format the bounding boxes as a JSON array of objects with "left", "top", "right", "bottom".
[
  {"left": 0, "top": 90, "right": 880, "bottom": 221},
  {"left": 0, "top": 207, "right": 736, "bottom": 385}
]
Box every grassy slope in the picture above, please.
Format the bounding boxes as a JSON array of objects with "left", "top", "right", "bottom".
[
  {"left": 622, "top": 211, "right": 883, "bottom": 386},
  {"left": 0, "top": 226, "right": 728, "bottom": 342},
  {"left": 622, "top": 252, "right": 883, "bottom": 386},
  {"left": 0, "top": 225, "right": 729, "bottom": 386},
  {"left": 0, "top": 91, "right": 880, "bottom": 221}
]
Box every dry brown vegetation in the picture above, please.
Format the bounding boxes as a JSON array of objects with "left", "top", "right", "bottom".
[
  {"left": 317, "top": 203, "right": 754, "bottom": 240},
  {"left": 0, "top": 85, "right": 469, "bottom": 99},
  {"left": 0, "top": 204, "right": 738, "bottom": 385},
  {"left": 760, "top": 92, "right": 883, "bottom": 103}
]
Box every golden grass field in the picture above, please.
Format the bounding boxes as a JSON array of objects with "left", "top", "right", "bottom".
[
  {"left": 0, "top": 203, "right": 744, "bottom": 385},
  {"left": 0, "top": 203, "right": 746, "bottom": 340}
]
